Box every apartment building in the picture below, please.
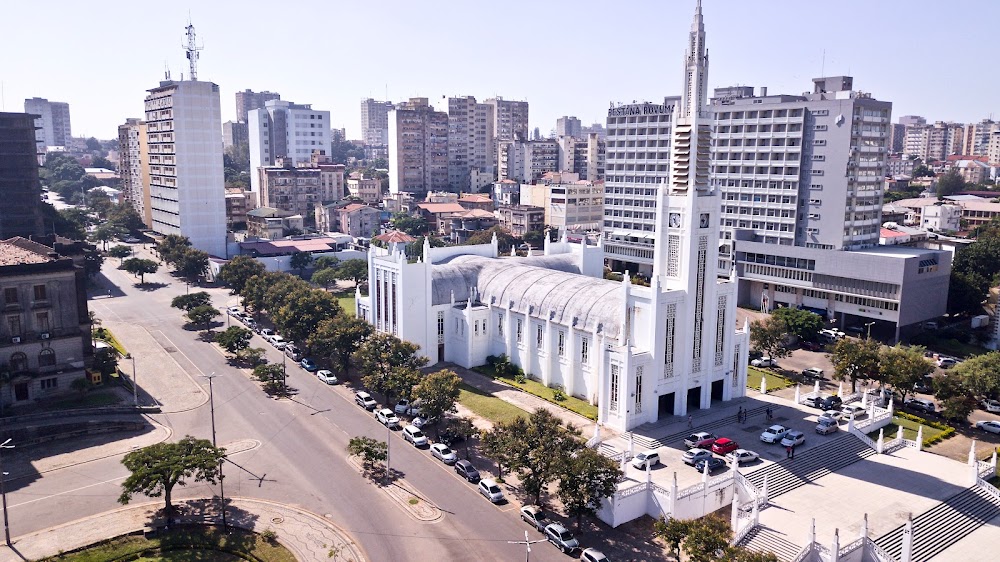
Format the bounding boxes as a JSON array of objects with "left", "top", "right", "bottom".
[
  {"left": 486, "top": 97, "right": 529, "bottom": 146},
  {"left": 235, "top": 89, "right": 280, "bottom": 123},
  {"left": 445, "top": 96, "right": 495, "bottom": 192},
  {"left": 347, "top": 175, "right": 382, "bottom": 204},
  {"left": 223, "top": 120, "right": 248, "bottom": 149},
  {"left": 144, "top": 80, "right": 227, "bottom": 257},
  {"left": 556, "top": 116, "right": 582, "bottom": 138},
  {"left": 0, "top": 113, "right": 45, "bottom": 239},
  {"left": 117, "top": 118, "right": 151, "bottom": 227},
  {"left": 257, "top": 156, "right": 344, "bottom": 219},
  {"left": 965, "top": 119, "right": 998, "bottom": 156},
  {"left": 387, "top": 98, "right": 449, "bottom": 196},
  {"left": 360, "top": 98, "right": 393, "bottom": 147},
  {"left": 498, "top": 205, "right": 545, "bottom": 237},
  {"left": 498, "top": 139, "right": 559, "bottom": 182},
  {"left": 23, "top": 98, "right": 71, "bottom": 153},
  {"left": 520, "top": 172, "right": 604, "bottom": 232},
  {"left": 248, "top": 99, "right": 331, "bottom": 191},
  {"left": 557, "top": 133, "right": 605, "bottom": 181}
]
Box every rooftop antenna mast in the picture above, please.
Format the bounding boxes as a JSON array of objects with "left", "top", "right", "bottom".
[{"left": 183, "top": 18, "right": 203, "bottom": 81}]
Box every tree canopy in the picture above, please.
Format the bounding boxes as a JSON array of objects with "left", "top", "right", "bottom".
[
  {"left": 118, "top": 436, "right": 225, "bottom": 516},
  {"left": 391, "top": 213, "right": 428, "bottom": 236},
  {"left": 290, "top": 251, "right": 314, "bottom": 276},
  {"left": 218, "top": 255, "right": 266, "bottom": 295},
  {"left": 507, "top": 408, "right": 582, "bottom": 505},
  {"left": 186, "top": 304, "right": 219, "bottom": 332},
  {"left": 353, "top": 333, "right": 428, "bottom": 402},
  {"left": 830, "top": 337, "right": 881, "bottom": 391},
  {"left": 557, "top": 448, "right": 622, "bottom": 530},
  {"left": 335, "top": 259, "right": 369, "bottom": 284},
  {"left": 121, "top": 258, "right": 159, "bottom": 284},
  {"left": 171, "top": 291, "right": 212, "bottom": 311},
  {"left": 308, "top": 315, "right": 373, "bottom": 373},
  {"left": 413, "top": 369, "right": 462, "bottom": 425},
  {"left": 771, "top": 308, "right": 823, "bottom": 342},
  {"left": 749, "top": 316, "right": 790, "bottom": 359},
  {"left": 215, "top": 326, "right": 253, "bottom": 355},
  {"left": 936, "top": 170, "right": 966, "bottom": 199}
]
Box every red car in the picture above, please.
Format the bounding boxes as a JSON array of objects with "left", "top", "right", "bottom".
[{"left": 711, "top": 437, "right": 739, "bottom": 455}]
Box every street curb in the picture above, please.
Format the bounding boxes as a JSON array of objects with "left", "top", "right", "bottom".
[{"left": 345, "top": 455, "right": 443, "bottom": 523}]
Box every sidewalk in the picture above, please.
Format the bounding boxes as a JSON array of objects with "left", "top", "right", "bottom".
[{"left": 0, "top": 496, "right": 365, "bottom": 562}]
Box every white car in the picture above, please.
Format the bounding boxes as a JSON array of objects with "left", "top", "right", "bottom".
[
  {"left": 760, "top": 425, "right": 790, "bottom": 443},
  {"left": 430, "top": 443, "right": 458, "bottom": 464},
  {"left": 269, "top": 335, "right": 287, "bottom": 349},
  {"left": 936, "top": 357, "right": 958, "bottom": 368},
  {"left": 354, "top": 391, "right": 377, "bottom": 410},
  {"left": 976, "top": 420, "right": 1000, "bottom": 434},
  {"left": 394, "top": 399, "right": 423, "bottom": 416},
  {"left": 982, "top": 399, "right": 1000, "bottom": 414},
  {"left": 751, "top": 357, "right": 776, "bottom": 368},
  {"left": 402, "top": 425, "right": 428, "bottom": 447},
  {"left": 316, "top": 370, "right": 338, "bottom": 385},
  {"left": 226, "top": 306, "right": 241, "bottom": 315},
  {"left": 375, "top": 408, "right": 401, "bottom": 429},
  {"left": 780, "top": 431, "right": 805, "bottom": 447},
  {"left": 818, "top": 410, "right": 843, "bottom": 424},
  {"left": 479, "top": 478, "right": 504, "bottom": 503},
  {"left": 725, "top": 449, "right": 760, "bottom": 465},
  {"left": 580, "top": 548, "right": 610, "bottom": 562},
  {"left": 631, "top": 450, "right": 661, "bottom": 469}
]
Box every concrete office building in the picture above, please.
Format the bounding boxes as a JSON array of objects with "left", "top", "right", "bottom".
[
  {"left": 222, "top": 121, "right": 248, "bottom": 149},
  {"left": 388, "top": 98, "right": 449, "bottom": 196},
  {"left": 601, "top": 98, "right": 680, "bottom": 275},
  {"left": 144, "top": 80, "right": 227, "bottom": 257},
  {"left": 0, "top": 113, "right": 45, "bottom": 239},
  {"left": 556, "top": 116, "right": 582, "bottom": 138},
  {"left": 23, "top": 98, "right": 72, "bottom": 153},
  {"left": 558, "top": 133, "right": 605, "bottom": 181},
  {"left": 248, "top": 100, "right": 331, "bottom": 191},
  {"left": 520, "top": 172, "right": 604, "bottom": 231},
  {"left": 446, "top": 96, "right": 495, "bottom": 192},
  {"left": 235, "top": 89, "right": 280, "bottom": 123},
  {"left": 498, "top": 139, "right": 559, "bottom": 182},
  {"left": 360, "top": 98, "right": 393, "bottom": 147},
  {"left": 117, "top": 118, "right": 151, "bottom": 227}
]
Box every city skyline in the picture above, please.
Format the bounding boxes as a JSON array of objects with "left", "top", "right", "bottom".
[{"left": 1, "top": 0, "right": 997, "bottom": 140}]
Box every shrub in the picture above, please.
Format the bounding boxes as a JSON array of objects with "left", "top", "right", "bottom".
[
  {"left": 514, "top": 372, "right": 526, "bottom": 384},
  {"left": 260, "top": 527, "right": 278, "bottom": 543},
  {"left": 553, "top": 389, "right": 566, "bottom": 401}
]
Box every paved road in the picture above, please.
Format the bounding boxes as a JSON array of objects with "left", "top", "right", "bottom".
[{"left": 7, "top": 253, "right": 570, "bottom": 562}]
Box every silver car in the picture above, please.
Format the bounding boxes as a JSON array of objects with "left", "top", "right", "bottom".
[
  {"left": 478, "top": 478, "right": 504, "bottom": 503},
  {"left": 430, "top": 443, "right": 458, "bottom": 464},
  {"left": 544, "top": 523, "right": 580, "bottom": 554}
]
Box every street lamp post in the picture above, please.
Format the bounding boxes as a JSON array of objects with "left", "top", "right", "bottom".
[
  {"left": 508, "top": 530, "right": 545, "bottom": 562},
  {"left": 281, "top": 352, "right": 287, "bottom": 395},
  {"left": 201, "top": 373, "right": 227, "bottom": 530},
  {"left": 0, "top": 438, "right": 14, "bottom": 546},
  {"left": 865, "top": 321, "right": 875, "bottom": 339},
  {"left": 125, "top": 353, "right": 137, "bottom": 406}
]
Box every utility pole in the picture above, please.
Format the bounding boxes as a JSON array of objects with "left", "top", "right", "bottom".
[
  {"left": 281, "top": 352, "right": 287, "bottom": 395},
  {"left": 0, "top": 439, "right": 14, "bottom": 546},
  {"left": 126, "top": 353, "right": 138, "bottom": 406},
  {"left": 201, "top": 373, "right": 227, "bottom": 530},
  {"left": 508, "top": 530, "right": 544, "bottom": 562}
]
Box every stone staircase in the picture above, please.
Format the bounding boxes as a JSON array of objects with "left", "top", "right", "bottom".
[
  {"left": 874, "top": 485, "right": 1000, "bottom": 562},
  {"left": 632, "top": 405, "right": 771, "bottom": 450},
  {"left": 744, "top": 434, "right": 876, "bottom": 499},
  {"left": 737, "top": 525, "right": 802, "bottom": 562}
]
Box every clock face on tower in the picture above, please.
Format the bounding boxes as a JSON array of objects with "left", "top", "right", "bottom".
[
  {"left": 669, "top": 213, "right": 681, "bottom": 228},
  {"left": 700, "top": 213, "right": 711, "bottom": 228}
]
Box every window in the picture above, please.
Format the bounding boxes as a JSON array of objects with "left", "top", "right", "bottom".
[
  {"left": 536, "top": 325, "right": 543, "bottom": 349},
  {"left": 635, "top": 366, "right": 643, "bottom": 414},
  {"left": 474, "top": 320, "right": 479, "bottom": 335},
  {"left": 437, "top": 312, "right": 444, "bottom": 343},
  {"left": 9, "top": 352, "right": 27, "bottom": 372},
  {"left": 38, "top": 348, "right": 55, "bottom": 367},
  {"left": 516, "top": 319, "right": 522, "bottom": 343},
  {"left": 497, "top": 314, "right": 504, "bottom": 337},
  {"left": 33, "top": 285, "right": 47, "bottom": 301},
  {"left": 610, "top": 364, "right": 620, "bottom": 412},
  {"left": 6, "top": 315, "right": 20, "bottom": 336},
  {"left": 581, "top": 337, "right": 589, "bottom": 364},
  {"left": 558, "top": 331, "right": 565, "bottom": 357},
  {"left": 36, "top": 311, "right": 49, "bottom": 332},
  {"left": 3, "top": 288, "right": 16, "bottom": 305},
  {"left": 40, "top": 377, "right": 58, "bottom": 390}
]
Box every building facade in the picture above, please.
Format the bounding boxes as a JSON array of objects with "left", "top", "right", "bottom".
[
  {"left": 556, "top": 116, "right": 582, "bottom": 138},
  {"left": 446, "top": 96, "right": 495, "bottom": 192},
  {"left": 485, "top": 97, "right": 529, "bottom": 146},
  {"left": 117, "top": 118, "right": 151, "bottom": 227},
  {"left": 521, "top": 173, "right": 604, "bottom": 232},
  {"left": 258, "top": 160, "right": 321, "bottom": 219},
  {"left": 0, "top": 237, "right": 91, "bottom": 408},
  {"left": 248, "top": 100, "right": 331, "bottom": 192},
  {"left": 246, "top": 207, "right": 303, "bottom": 240},
  {"left": 235, "top": 89, "right": 280, "bottom": 124},
  {"left": 498, "top": 205, "right": 545, "bottom": 237},
  {"left": 347, "top": 175, "right": 382, "bottom": 204},
  {"left": 357, "top": 4, "right": 748, "bottom": 432},
  {"left": 558, "top": 133, "right": 606, "bottom": 181},
  {"left": 360, "top": 98, "right": 393, "bottom": 147},
  {"left": 388, "top": 98, "right": 449, "bottom": 196},
  {"left": 498, "top": 139, "right": 559, "bottom": 182},
  {"left": 222, "top": 120, "right": 248, "bottom": 149},
  {"left": 144, "top": 80, "right": 227, "bottom": 257},
  {"left": 23, "top": 98, "right": 72, "bottom": 152},
  {"left": 0, "top": 113, "right": 45, "bottom": 239}
]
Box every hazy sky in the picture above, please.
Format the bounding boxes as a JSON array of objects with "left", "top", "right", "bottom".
[{"left": 3, "top": 0, "right": 997, "bottom": 140}]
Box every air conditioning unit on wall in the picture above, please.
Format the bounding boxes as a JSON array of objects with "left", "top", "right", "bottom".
[
  {"left": 11, "top": 337, "right": 20, "bottom": 344},
  {"left": 40, "top": 332, "right": 50, "bottom": 339}
]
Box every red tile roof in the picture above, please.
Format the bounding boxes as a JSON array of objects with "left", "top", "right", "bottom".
[
  {"left": 417, "top": 202, "right": 467, "bottom": 214},
  {"left": 375, "top": 230, "right": 417, "bottom": 243}
]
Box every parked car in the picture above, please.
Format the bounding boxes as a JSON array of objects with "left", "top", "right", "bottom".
[
  {"left": 936, "top": 357, "right": 958, "bottom": 369},
  {"left": 711, "top": 437, "right": 739, "bottom": 455},
  {"left": 684, "top": 431, "right": 718, "bottom": 449},
  {"left": 681, "top": 448, "right": 713, "bottom": 466},
  {"left": 269, "top": 335, "right": 288, "bottom": 350},
  {"left": 317, "top": 370, "right": 339, "bottom": 385},
  {"left": 412, "top": 416, "right": 436, "bottom": 428},
  {"left": 913, "top": 379, "right": 933, "bottom": 394},
  {"left": 454, "top": 459, "right": 481, "bottom": 482},
  {"left": 801, "top": 341, "right": 823, "bottom": 352},
  {"left": 818, "top": 410, "right": 843, "bottom": 424},
  {"left": 430, "top": 443, "right": 458, "bottom": 464},
  {"left": 520, "top": 505, "right": 548, "bottom": 532},
  {"left": 751, "top": 357, "right": 776, "bottom": 368},
  {"left": 903, "top": 398, "right": 936, "bottom": 415},
  {"left": 259, "top": 328, "right": 275, "bottom": 339},
  {"left": 630, "top": 450, "right": 661, "bottom": 470},
  {"left": 300, "top": 358, "right": 318, "bottom": 372},
  {"left": 780, "top": 431, "right": 805, "bottom": 447},
  {"left": 375, "top": 408, "right": 401, "bottom": 430},
  {"left": 693, "top": 457, "right": 727, "bottom": 473},
  {"left": 544, "top": 523, "right": 580, "bottom": 554},
  {"left": 726, "top": 449, "right": 760, "bottom": 465},
  {"left": 226, "top": 306, "right": 241, "bottom": 316},
  {"left": 842, "top": 403, "right": 868, "bottom": 420},
  {"left": 478, "top": 478, "right": 505, "bottom": 503},
  {"left": 402, "top": 425, "right": 428, "bottom": 447},
  {"left": 355, "top": 391, "right": 377, "bottom": 410},
  {"left": 760, "top": 425, "right": 790, "bottom": 444},
  {"left": 580, "top": 548, "right": 610, "bottom": 562},
  {"left": 284, "top": 344, "right": 302, "bottom": 361},
  {"left": 820, "top": 328, "right": 845, "bottom": 340},
  {"left": 975, "top": 420, "right": 1000, "bottom": 434},
  {"left": 801, "top": 367, "right": 825, "bottom": 380},
  {"left": 438, "top": 427, "right": 468, "bottom": 446},
  {"left": 816, "top": 419, "right": 839, "bottom": 435},
  {"left": 819, "top": 396, "right": 843, "bottom": 410},
  {"left": 981, "top": 399, "right": 1000, "bottom": 414},
  {"left": 394, "top": 399, "right": 423, "bottom": 416}
]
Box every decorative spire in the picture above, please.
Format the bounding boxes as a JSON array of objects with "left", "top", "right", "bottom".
[{"left": 680, "top": 0, "right": 709, "bottom": 119}]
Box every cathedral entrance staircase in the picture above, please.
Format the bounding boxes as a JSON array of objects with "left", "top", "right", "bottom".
[
  {"left": 632, "top": 405, "right": 771, "bottom": 450},
  {"left": 744, "top": 434, "right": 876, "bottom": 499},
  {"left": 736, "top": 525, "right": 801, "bottom": 562}
]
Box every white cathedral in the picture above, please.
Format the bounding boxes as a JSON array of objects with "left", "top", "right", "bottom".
[{"left": 357, "top": 4, "right": 749, "bottom": 432}]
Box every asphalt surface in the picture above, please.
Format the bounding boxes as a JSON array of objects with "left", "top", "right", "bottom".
[{"left": 7, "top": 248, "right": 571, "bottom": 562}]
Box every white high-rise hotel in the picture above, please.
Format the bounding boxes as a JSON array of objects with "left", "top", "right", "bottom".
[
  {"left": 144, "top": 80, "right": 227, "bottom": 257},
  {"left": 248, "top": 100, "right": 331, "bottom": 192},
  {"left": 358, "top": 2, "right": 748, "bottom": 431}
]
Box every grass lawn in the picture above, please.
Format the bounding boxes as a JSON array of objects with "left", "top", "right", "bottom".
[
  {"left": 868, "top": 416, "right": 949, "bottom": 446},
  {"left": 93, "top": 327, "right": 128, "bottom": 356},
  {"left": 746, "top": 366, "right": 794, "bottom": 393},
  {"left": 474, "top": 366, "right": 598, "bottom": 421},
  {"left": 458, "top": 383, "right": 527, "bottom": 425},
  {"left": 41, "top": 526, "right": 295, "bottom": 562},
  {"left": 910, "top": 333, "right": 986, "bottom": 360},
  {"left": 333, "top": 289, "right": 356, "bottom": 317}
]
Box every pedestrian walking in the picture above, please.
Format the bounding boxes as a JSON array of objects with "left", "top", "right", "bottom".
[
  {"left": 786, "top": 445, "right": 792, "bottom": 459},
  {"left": 737, "top": 407, "right": 743, "bottom": 423},
  {"left": 790, "top": 445, "right": 795, "bottom": 460},
  {"left": 766, "top": 407, "right": 773, "bottom": 421},
  {"left": 687, "top": 415, "right": 693, "bottom": 428},
  {"left": 741, "top": 410, "right": 747, "bottom": 423}
]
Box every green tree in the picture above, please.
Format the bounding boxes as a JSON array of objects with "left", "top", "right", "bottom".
[
  {"left": 654, "top": 517, "right": 690, "bottom": 560},
  {"left": 313, "top": 256, "right": 340, "bottom": 271},
  {"left": 83, "top": 250, "right": 104, "bottom": 278},
  {"left": 186, "top": 304, "right": 219, "bottom": 332},
  {"left": 273, "top": 288, "right": 342, "bottom": 345},
  {"left": 509, "top": 408, "right": 582, "bottom": 505},
  {"left": 311, "top": 267, "right": 339, "bottom": 289},
  {"left": 521, "top": 230, "right": 546, "bottom": 248},
  {"left": 308, "top": 315, "right": 373, "bottom": 374},
  {"left": 352, "top": 334, "right": 429, "bottom": 402},
  {"left": 879, "top": 345, "right": 934, "bottom": 400},
  {"left": 262, "top": 274, "right": 311, "bottom": 315},
  {"left": 236, "top": 346, "right": 266, "bottom": 367},
  {"left": 391, "top": 213, "right": 428, "bottom": 236},
  {"left": 109, "top": 245, "right": 133, "bottom": 263},
  {"left": 335, "top": 259, "right": 369, "bottom": 284},
  {"left": 91, "top": 223, "right": 124, "bottom": 250},
  {"left": 464, "top": 226, "right": 517, "bottom": 253},
  {"left": 106, "top": 205, "right": 145, "bottom": 234},
  {"left": 443, "top": 416, "right": 477, "bottom": 459},
  {"left": 913, "top": 164, "right": 934, "bottom": 178},
  {"left": 481, "top": 418, "right": 523, "bottom": 481},
  {"left": 171, "top": 291, "right": 212, "bottom": 311},
  {"left": 121, "top": 258, "right": 159, "bottom": 284},
  {"left": 218, "top": 255, "right": 267, "bottom": 295},
  {"left": 215, "top": 326, "right": 253, "bottom": 355},
  {"left": 253, "top": 363, "right": 286, "bottom": 394},
  {"left": 952, "top": 351, "right": 1000, "bottom": 398},
  {"left": 749, "top": 316, "right": 790, "bottom": 359},
  {"left": 557, "top": 447, "right": 622, "bottom": 531},
  {"left": 830, "top": 337, "right": 881, "bottom": 391},
  {"left": 91, "top": 155, "right": 116, "bottom": 170},
  {"left": 936, "top": 170, "right": 966, "bottom": 199},
  {"left": 289, "top": 251, "right": 314, "bottom": 276},
  {"left": 118, "top": 436, "right": 225, "bottom": 517},
  {"left": 948, "top": 270, "right": 988, "bottom": 314},
  {"left": 933, "top": 370, "right": 977, "bottom": 421},
  {"left": 176, "top": 248, "right": 210, "bottom": 280},
  {"left": 347, "top": 436, "right": 388, "bottom": 477},
  {"left": 413, "top": 369, "right": 462, "bottom": 427},
  {"left": 156, "top": 234, "right": 192, "bottom": 265},
  {"left": 240, "top": 272, "right": 283, "bottom": 313},
  {"left": 772, "top": 308, "right": 823, "bottom": 342}
]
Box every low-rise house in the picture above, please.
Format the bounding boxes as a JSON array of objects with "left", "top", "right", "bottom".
[{"left": 246, "top": 207, "right": 304, "bottom": 240}]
